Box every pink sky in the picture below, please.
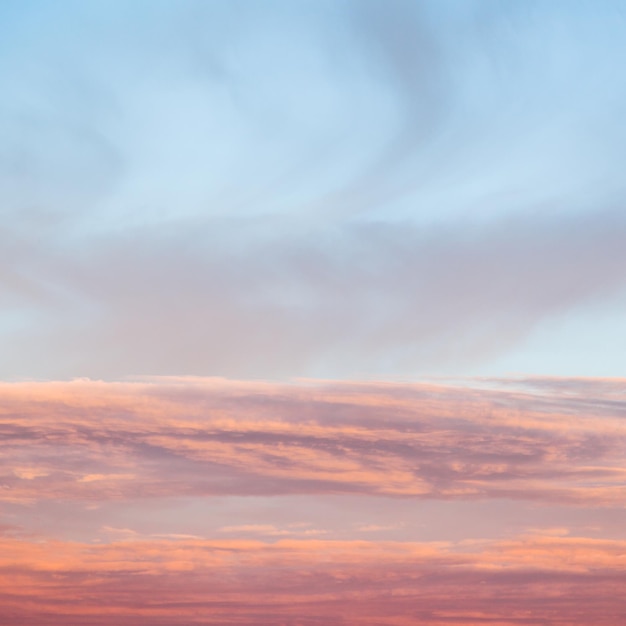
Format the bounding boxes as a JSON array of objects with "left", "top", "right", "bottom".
[{"left": 1, "top": 377, "right": 625, "bottom": 624}]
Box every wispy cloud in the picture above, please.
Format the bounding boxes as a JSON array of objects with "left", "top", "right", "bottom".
[
  {"left": 1, "top": 377, "right": 625, "bottom": 505},
  {"left": 4, "top": 206, "right": 626, "bottom": 380},
  {"left": 2, "top": 1, "right": 626, "bottom": 379}
]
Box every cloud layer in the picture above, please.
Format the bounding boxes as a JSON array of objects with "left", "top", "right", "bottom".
[
  {"left": 2, "top": 376, "right": 625, "bottom": 624},
  {"left": 2, "top": 377, "right": 626, "bottom": 504},
  {"left": 2, "top": 533, "right": 625, "bottom": 625}
]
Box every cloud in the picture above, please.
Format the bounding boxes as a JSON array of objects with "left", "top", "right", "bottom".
[
  {"left": 1, "top": 376, "right": 624, "bottom": 623},
  {"left": 4, "top": 205, "right": 626, "bottom": 380},
  {"left": 217, "top": 524, "right": 326, "bottom": 537},
  {"left": 1, "top": 377, "right": 625, "bottom": 505},
  {"left": 0, "top": 533, "right": 624, "bottom": 625}
]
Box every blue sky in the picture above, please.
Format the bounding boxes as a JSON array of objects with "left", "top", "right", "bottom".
[{"left": 2, "top": 0, "right": 626, "bottom": 380}]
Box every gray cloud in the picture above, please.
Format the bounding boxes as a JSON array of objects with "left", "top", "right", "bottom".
[{"left": 3, "top": 205, "right": 626, "bottom": 379}]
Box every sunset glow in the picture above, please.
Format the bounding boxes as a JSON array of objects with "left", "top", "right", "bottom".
[
  {"left": 2, "top": 378, "right": 626, "bottom": 624},
  {"left": 2, "top": 1, "right": 626, "bottom": 623}
]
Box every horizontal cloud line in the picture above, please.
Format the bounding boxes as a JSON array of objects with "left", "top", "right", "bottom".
[
  {"left": 1, "top": 533, "right": 625, "bottom": 625},
  {"left": 1, "top": 377, "right": 625, "bottom": 504}
]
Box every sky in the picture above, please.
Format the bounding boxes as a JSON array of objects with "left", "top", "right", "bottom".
[{"left": 1, "top": 1, "right": 626, "bottom": 624}]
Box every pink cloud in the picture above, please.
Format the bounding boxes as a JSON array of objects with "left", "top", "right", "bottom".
[
  {"left": 0, "top": 534, "right": 625, "bottom": 625},
  {"left": 1, "top": 377, "right": 625, "bottom": 624},
  {"left": 1, "top": 377, "right": 625, "bottom": 505}
]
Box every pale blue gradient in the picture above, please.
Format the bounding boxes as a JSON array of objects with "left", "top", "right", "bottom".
[{"left": 2, "top": 0, "right": 626, "bottom": 379}]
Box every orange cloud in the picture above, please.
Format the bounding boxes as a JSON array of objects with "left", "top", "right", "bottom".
[
  {"left": 0, "top": 533, "right": 624, "bottom": 625},
  {"left": 1, "top": 377, "right": 625, "bottom": 623},
  {"left": 1, "top": 377, "right": 625, "bottom": 505}
]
